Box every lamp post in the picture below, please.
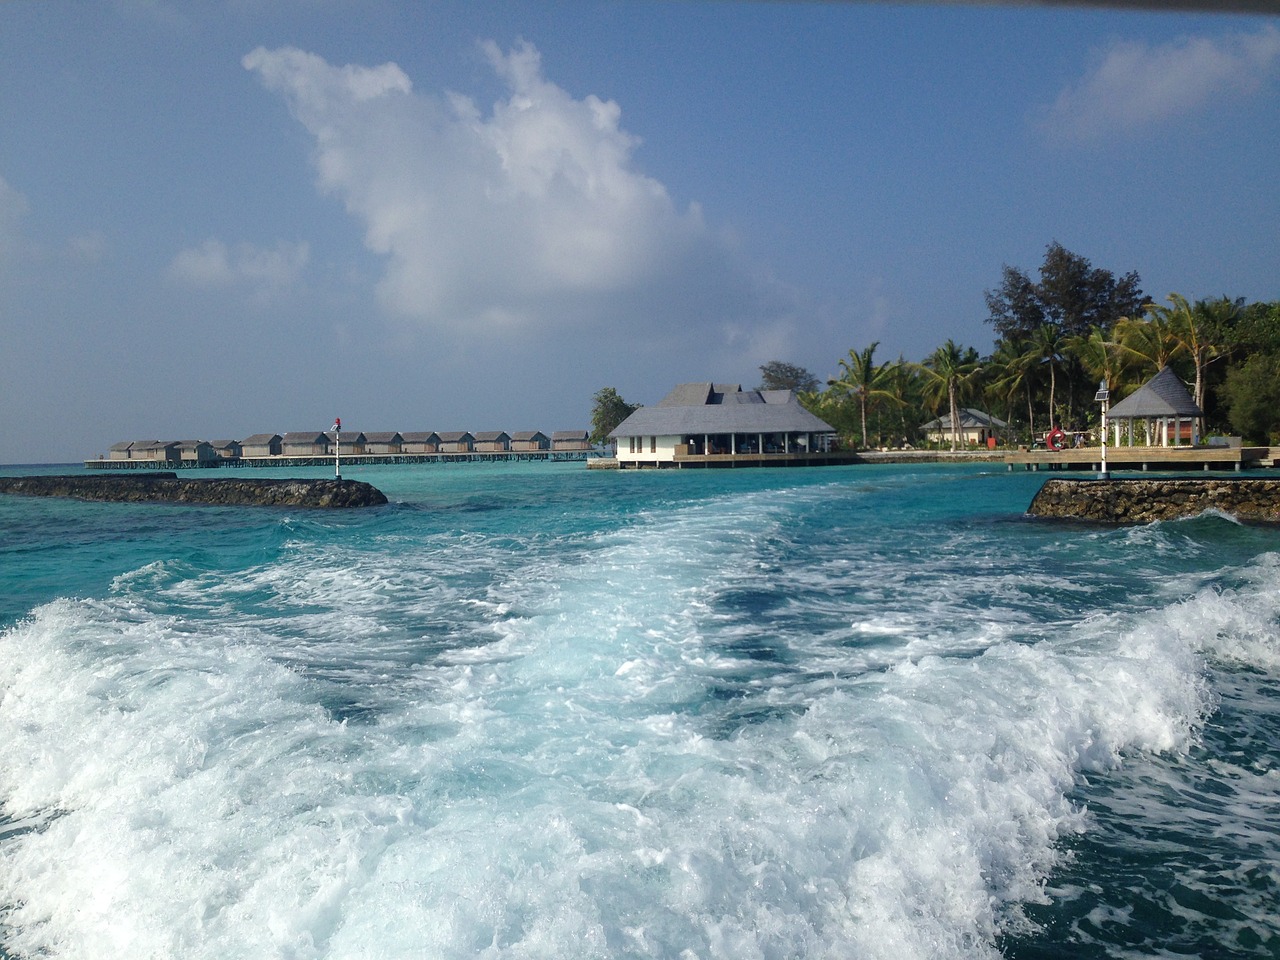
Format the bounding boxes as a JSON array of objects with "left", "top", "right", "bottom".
[
  {"left": 1094, "top": 380, "right": 1110, "bottom": 480},
  {"left": 332, "top": 417, "right": 342, "bottom": 480}
]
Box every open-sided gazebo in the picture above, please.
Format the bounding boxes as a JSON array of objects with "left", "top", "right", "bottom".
[{"left": 1106, "top": 367, "right": 1202, "bottom": 447}]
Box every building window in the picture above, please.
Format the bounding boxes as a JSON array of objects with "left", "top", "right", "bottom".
[{"left": 650, "top": 436, "right": 656, "bottom": 453}]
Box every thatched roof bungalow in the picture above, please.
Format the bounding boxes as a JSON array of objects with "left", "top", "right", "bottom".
[
  {"left": 551, "top": 430, "right": 590, "bottom": 451},
  {"left": 511, "top": 431, "right": 550, "bottom": 451},
  {"left": 241, "top": 434, "right": 283, "bottom": 458},
  {"left": 282, "top": 432, "right": 330, "bottom": 456},
  {"left": 401, "top": 431, "right": 440, "bottom": 454}
]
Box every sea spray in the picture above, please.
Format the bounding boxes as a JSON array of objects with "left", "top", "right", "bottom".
[{"left": 1, "top": 462, "right": 1277, "bottom": 958}]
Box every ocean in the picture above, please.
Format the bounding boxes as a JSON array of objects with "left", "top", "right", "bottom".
[{"left": 0, "top": 460, "right": 1276, "bottom": 959}]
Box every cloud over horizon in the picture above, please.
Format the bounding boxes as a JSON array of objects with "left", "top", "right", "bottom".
[
  {"left": 241, "top": 42, "right": 799, "bottom": 363},
  {"left": 1045, "top": 23, "right": 1280, "bottom": 141}
]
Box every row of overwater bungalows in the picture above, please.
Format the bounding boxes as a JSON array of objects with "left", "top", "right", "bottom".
[{"left": 107, "top": 431, "right": 592, "bottom": 464}]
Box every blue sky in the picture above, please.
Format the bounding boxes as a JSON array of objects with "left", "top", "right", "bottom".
[{"left": 2, "top": 1, "right": 1277, "bottom": 463}]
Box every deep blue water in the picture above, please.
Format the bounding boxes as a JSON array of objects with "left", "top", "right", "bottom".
[{"left": 1, "top": 461, "right": 1277, "bottom": 959}]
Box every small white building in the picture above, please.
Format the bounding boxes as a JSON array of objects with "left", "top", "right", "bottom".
[{"left": 921, "top": 409, "right": 1007, "bottom": 447}]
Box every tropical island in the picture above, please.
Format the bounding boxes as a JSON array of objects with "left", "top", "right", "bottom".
[{"left": 592, "top": 243, "right": 1280, "bottom": 460}]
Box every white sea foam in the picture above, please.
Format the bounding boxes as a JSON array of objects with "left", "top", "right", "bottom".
[{"left": 1, "top": 479, "right": 1276, "bottom": 959}]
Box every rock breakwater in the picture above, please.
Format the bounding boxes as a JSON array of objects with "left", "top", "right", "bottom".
[
  {"left": 1028, "top": 477, "right": 1280, "bottom": 524},
  {"left": 0, "top": 473, "right": 387, "bottom": 508}
]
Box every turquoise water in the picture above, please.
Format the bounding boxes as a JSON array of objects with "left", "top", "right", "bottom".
[{"left": 1, "top": 461, "right": 1277, "bottom": 959}]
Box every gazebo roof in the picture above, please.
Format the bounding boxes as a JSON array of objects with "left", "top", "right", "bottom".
[{"left": 1107, "top": 367, "right": 1201, "bottom": 419}]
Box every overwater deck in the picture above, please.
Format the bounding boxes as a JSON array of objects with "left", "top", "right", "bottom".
[
  {"left": 602, "top": 450, "right": 869, "bottom": 469},
  {"left": 1004, "top": 445, "right": 1277, "bottom": 473}
]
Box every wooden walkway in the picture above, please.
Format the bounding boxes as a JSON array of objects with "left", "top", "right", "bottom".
[{"left": 1004, "top": 445, "right": 1277, "bottom": 473}]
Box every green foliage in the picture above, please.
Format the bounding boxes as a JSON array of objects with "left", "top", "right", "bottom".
[
  {"left": 985, "top": 242, "right": 1145, "bottom": 341},
  {"left": 589, "top": 387, "right": 638, "bottom": 448},
  {"left": 758, "top": 361, "right": 820, "bottom": 393},
  {"left": 1219, "top": 353, "right": 1280, "bottom": 443},
  {"left": 915, "top": 341, "right": 982, "bottom": 451},
  {"left": 823, "top": 342, "right": 910, "bottom": 449},
  {"left": 808, "top": 246, "right": 1276, "bottom": 450}
]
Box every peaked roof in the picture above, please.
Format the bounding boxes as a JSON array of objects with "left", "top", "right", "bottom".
[
  {"left": 921, "top": 408, "right": 1008, "bottom": 430},
  {"left": 1107, "top": 367, "right": 1202, "bottom": 419},
  {"left": 611, "top": 383, "right": 833, "bottom": 438}
]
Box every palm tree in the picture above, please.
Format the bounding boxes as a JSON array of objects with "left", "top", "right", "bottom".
[
  {"left": 1114, "top": 308, "right": 1185, "bottom": 379},
  {"left": 1030, "top": 323, "right": 1070, "bottom": 431},
  {"left": 1067, "top": 326, "right": 1127, "bottom": 402},
  {"left": 1158, "top": 293, "right": 1243, "bottom": 418},
  {"left": 917, "top": 340, "right": 982, "bottom": 451},
  {"left": 986, "top": 335, "right": 1039, "bottom": 441},
  {"left": 828, "top": 342, "right": 903, "bottom": 449}
]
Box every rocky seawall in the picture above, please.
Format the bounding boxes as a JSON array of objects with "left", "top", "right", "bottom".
[
  {"left": 1028, "top": 477, "right": 1280, "bottom": 524},
  {"left": 0, "top": 473, "right": 388, "bottom": 508}
]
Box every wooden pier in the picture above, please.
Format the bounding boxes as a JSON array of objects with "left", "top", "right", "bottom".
[{"left": 1004, "top": 445, "right": 1277, "bottom": 473}]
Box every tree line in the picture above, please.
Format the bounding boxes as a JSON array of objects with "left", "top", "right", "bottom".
[
  {"left": 792, "top": 242, "right": 1280, "bottom": 451},
  {"left": 588, "top": 242, "right": 1279, "bottom": 451}
]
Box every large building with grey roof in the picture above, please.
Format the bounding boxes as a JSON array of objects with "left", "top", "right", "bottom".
[{"left": 609, "top": 383, "right": 835, "bottom": 468}]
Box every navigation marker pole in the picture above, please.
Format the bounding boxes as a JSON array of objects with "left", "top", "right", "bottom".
[
  {"left": 333, "top": 416, "right": 342, "bottom": 480},
  {"left": 1094, "top": 381, "right": 1110, "bottom": 480}
]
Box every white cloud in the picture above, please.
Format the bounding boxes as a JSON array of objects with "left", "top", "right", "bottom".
[
  {"left": 241, "top": 41, "right": 794, "bottom": 354},
  {"left": 1045, "top": 24, "right": 1280, "bottom": 141},
  {"left": 168, "top": 238, "right": 309, "bottom": 288}
]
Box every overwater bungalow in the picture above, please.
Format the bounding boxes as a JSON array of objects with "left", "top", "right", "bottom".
[
  {"left": 240, "top": 434, "right": 283, "bottom": 458},
  {"left": 552, "top": 430, "right": 590, "bottom": 451},
  {"left": 437, "top": 431, "right": 475, "bottom": 453},
  {"left": 400, "top": 431, "right": 440, "bottom": 454},
  {"left": 511, "top": 431, "right": 550, "bottom": 451},
  {"left": 473, "top": 431, "right": 512, "bottom": 452},
  {"left": 281, "top": 432, "right": 330, "bottom": 457}
]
